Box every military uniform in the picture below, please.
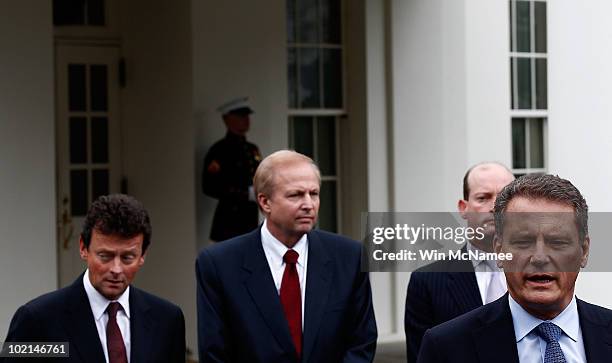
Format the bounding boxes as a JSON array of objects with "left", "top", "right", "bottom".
[{"left": 202, "top": 132, "right": 261, "bottom": 241}]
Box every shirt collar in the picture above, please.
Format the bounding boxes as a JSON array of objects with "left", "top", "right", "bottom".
[
  {"left": 82, "top": 269, "right": 131, "bottom": 321},
  {"left": 508, "top": 293, "right": 580, "bottom": 343},
  {"left": 467, "top": 242, "right": 499, "bottom": 271},
  {"left": 261, "top": 219, "right": 308, "bottom": 268}
]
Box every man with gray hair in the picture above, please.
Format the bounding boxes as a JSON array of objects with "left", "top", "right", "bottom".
[{"left": 417, "top": 174, "right": 612, "bottom": 362}]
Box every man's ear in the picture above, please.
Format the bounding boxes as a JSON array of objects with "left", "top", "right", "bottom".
[
  {"left": 580, "top": 235, "right": 590, "bottom": 268},
  {"left": 458, "top": 199, "right": 468, "bottom": 219},
  {"left": 79, "top": 237, "right": 88, "bottom": 261},
  {"left": 257, "top": 193, "right": 271, "bottom": 214},
  {"left": 493, "top": 235, "right": 504, "bottom": 268}
]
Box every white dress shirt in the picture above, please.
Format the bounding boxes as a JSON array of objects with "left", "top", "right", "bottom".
[
  {"left": 261, "top": 219, "right": 309, "bottom": 326},
  {"left": 468, "top": 242, "right": 507, "bottom": 304},
  {"left": 509, "top": 294, "right": 586, "bottom": 363},
  {"left": 83, "top": 269, "right": 131, "bottom": 363}
]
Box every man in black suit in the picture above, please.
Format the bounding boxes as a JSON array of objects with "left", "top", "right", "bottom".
[
  {"left": 2, "top": 194, "right": 185, "bottom": 363},
  {"left": 417, "top": 174, "right": 612, "bottom": 362},
  {"left": 404, "top": 162, "right": 514, "bottom": 363},
  {"left": 196, "top": 150, "right": 377, "bottom": 363}
]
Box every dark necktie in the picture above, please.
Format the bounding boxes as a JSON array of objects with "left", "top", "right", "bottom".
[
  {"left": 106, "top": 302, "right": 128, "bottom": 363},
  {"left": 535, "top": 322, "right": 567, "bottom": 363},
  {"left": 280, "top": 250, "right": 302, "bottom": 358}
]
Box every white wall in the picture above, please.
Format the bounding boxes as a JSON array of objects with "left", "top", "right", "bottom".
[
  {"left": 0, "top": 1, "right": 56, "bottom": 338},
  {"left": 380, "top": 0, "right": 513, "bottom": 339},
  {"left": 192, "top": 0, "right": 288, "bottom": 249},
  {"left": 120, "top": 0, "right": 198, "bottom": 355},
  {"left": 547, "top": 0, "right": 612, "bottom": 307}
]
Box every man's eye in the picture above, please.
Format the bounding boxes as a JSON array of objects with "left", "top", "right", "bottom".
[
  {"left": 122, "top": 255, "right": 135, "bottom": 262},
  {"left": 98, "top": 254, "right": 111, "bottom": 261}
]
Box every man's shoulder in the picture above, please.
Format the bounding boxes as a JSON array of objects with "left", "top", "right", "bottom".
[
  {"left": 19, "top": 282, "right": 77, "bottom": 314},
  {"left": 198, "top": 229, "right": 257, "bottom": 261},
  {"left": 425, "top": 296, "right": 501, "bottom": 340},
  {"left": 310, "top": 229, "right": 362, "bottom": 252},
  {"left": 130, "top": 286, "right": 182, "bottom": 316},
  {"left": 577, "top": 298, "right": 612, "bottom": 324}
]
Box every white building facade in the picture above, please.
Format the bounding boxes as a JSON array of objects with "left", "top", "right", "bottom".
[{"left": 2, "top": 0, "right": 611, "bottom": 355}]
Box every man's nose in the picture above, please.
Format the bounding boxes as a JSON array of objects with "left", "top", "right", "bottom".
[
  {"left": 529, "top": 239, "right": 552, "bottom": 268},
  {"left": 110, "top": 257, "right": 123, "bottom": 274}
]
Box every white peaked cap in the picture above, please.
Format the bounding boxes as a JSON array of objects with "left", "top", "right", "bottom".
[{"left": 216, "top": 97, "right": 254, "bottom": 115}]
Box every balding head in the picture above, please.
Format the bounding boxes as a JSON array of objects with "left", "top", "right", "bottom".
[
  {"left": 463, "top": 162, "right": 514, "bottom": 200},
  {"left": 253, "top": 150, "right": 321, "bottom": 200}
]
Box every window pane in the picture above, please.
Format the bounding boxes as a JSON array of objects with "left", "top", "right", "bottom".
[
  {"left": 291, "top": 116, "right": 314, "bottom": 158},
  {"left": 509, "top": 0, "right": 514, "bottom": 51},
  {"left": 87, "top": 0, "right": 105, "bottom": 26},
  {"left": 91, "top": 117, "right": 109, "bottom": 163},
  {"left": 534, "top": 1, "right": 547, "bottom": 53},
  {"left": 53, "top": 0, "right": 85, "bottom": 25},
  {"left": 529, "top": 118, "right": 544, "bottom": 168},
  {"left": 90, "top": 65, "right": 108, "bottom": 111},
  {"left": 516, "top": 1, "right": 531, "bottom": 52},
  {"left": 69, "top": 117, "right": 87, "bottom": 164},
  {"left": 322, "top": 49, "right": 342, "bottom": 108},
  {"left": 510, "top": 59, "right": 515, "bottom": 108},
  {"left": 317, "top": 117, "right": 336, "bottom": 175},
  {"left": 321, "top": 0, "right": 341, "bottom": 44},
  {"left": 70, "top": 169, "right": 88, "bottom": 216},
  {"left": 92, "top": 169, "right": 109, "bottom": 199},
  {"left": 297, "top": 0, "right": 319, "bottom": 43},
  {"left": 68, "top": 64, "right": 86, "bottom": 111},
  {"left": 287, "top": 0, "right": 296, "bottom": 43},
  {"left": 516, "top": 57, "right": 532, "bottom": 109},
  {"left": 288, "top": 48, "right": 298, "bottom": 108},
  {"left": 536, "top": 58, "right": 547, "bottom": 109},
  {"left": 512, "top": 118, "right": 526, "bottom": 169},
  {"left": 319, "top": 181, "right": 337, "bottom": 232},
  {"left": 299, "top": 47, "right": 321, "bottom": 108}
]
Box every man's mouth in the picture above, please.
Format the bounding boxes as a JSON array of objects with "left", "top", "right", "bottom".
[{"left": 525, "top": 274, "right": 556, "bottom": 286}]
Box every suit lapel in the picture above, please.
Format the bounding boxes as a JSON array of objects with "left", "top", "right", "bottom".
[
  {"left": 302, "top": 231, "right": 333, "bottom": 363},
  {"left": 63, "top": 276, "right": 106, "bottom": 363},
  {"left": 447, "top": 257, "right": 483, "bottom": 313},
  {"left": 130, "top": 287, "right": 156, "bottom": 363},
  {"left": 243, "top": 230, "right": 297, "bottom": 358},
  {"left": 577, "top": 299, "right": 612, "bottom": 361},
  {"left": 472, "top": 294, "right": 519, "bottom": 363}
]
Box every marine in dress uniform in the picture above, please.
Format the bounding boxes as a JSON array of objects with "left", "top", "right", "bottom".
[{"left": 202, "top": 97, "right": 262, "bottom": 242}]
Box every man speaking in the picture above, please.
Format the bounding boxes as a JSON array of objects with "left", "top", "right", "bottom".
[
  {"left": 417, "top": 175, "right": 612, "bottom": 363},
  {"left": 196, "top": 150, "right": 377, "bottom": 363}
]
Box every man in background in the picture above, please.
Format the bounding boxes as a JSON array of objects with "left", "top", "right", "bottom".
[
  {"left": 405, "top": 162, "right": 514, "bottom": 363},
  {"left": 202, "top": 96, "right": 261, "bottom": 242}
]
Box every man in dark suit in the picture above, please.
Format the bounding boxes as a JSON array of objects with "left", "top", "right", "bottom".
[
  {"left": 404, "top": 162, "right": 514, "bottom": 363},
  {"left": 202, "top": 96, "right": 262, "bottom": 242},
  {"left": 196, "top": 150, "right": 377, "bottom": 363},
  {"left": 417, "top": 174, "right": 612, "bottom": 362},
  {"left": 2, "top": 194, "right": 185, "bottom": 363}
]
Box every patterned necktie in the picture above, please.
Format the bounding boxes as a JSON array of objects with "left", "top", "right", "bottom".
[
  {"left": 106, "top": 302, "right": 128, "bottom": 363},
  {"left": 535, "top": 322, "right": 567, "bottom": 363},
  {"left": 280, "top": 250, "right": 302, "bottom": 358}
]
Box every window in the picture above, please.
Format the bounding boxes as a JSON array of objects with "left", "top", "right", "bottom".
[
  {"left": 510, "top": 0, "right": 547, "bottom": 175},
  {"left": 287, "top": 0, "right": 343, "bottom": 232},
  {"left": 54, "top": 0, "right": 106, "bottom": 26}
]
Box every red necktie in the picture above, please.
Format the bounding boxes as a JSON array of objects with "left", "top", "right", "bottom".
[
  {"left": 106, "top": 302, "right": 128, "bottom": 363},
  {"left": 280, "top": 250, "right": 302, "bottom": 358}
]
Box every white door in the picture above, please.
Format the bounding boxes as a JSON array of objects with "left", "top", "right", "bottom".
[{"left": 55, "top": 44, "right": 122, "bottom": 287}]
